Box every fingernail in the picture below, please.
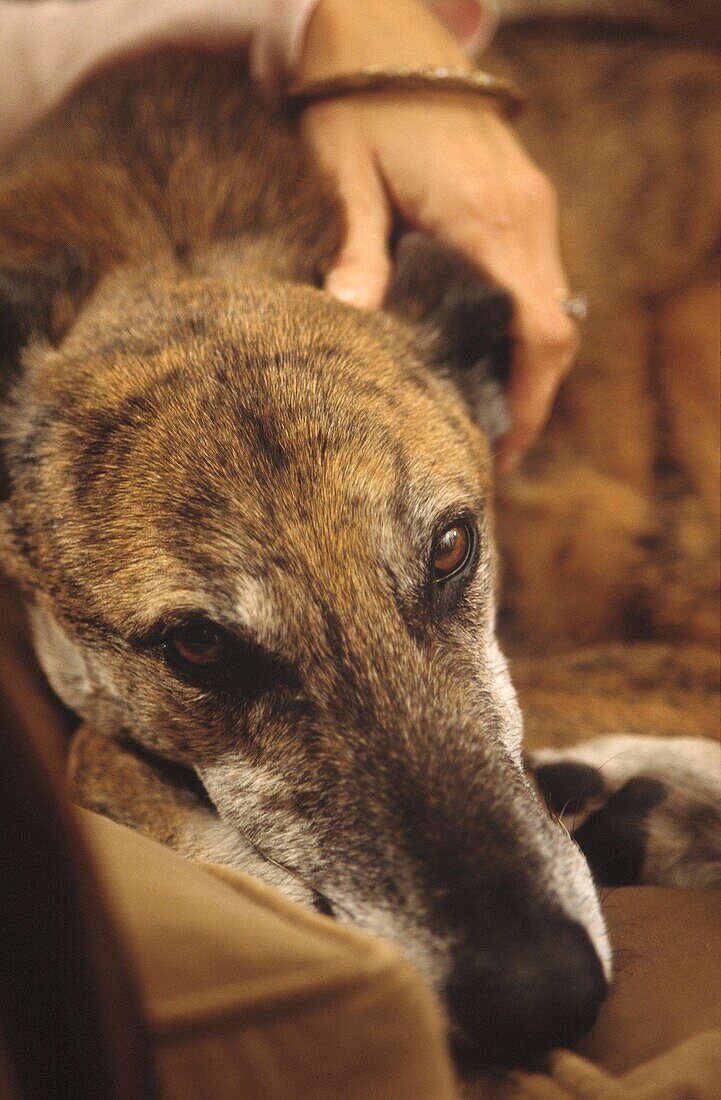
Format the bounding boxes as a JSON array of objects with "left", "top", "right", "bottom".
[
  {"left": 327, "top": 275, "right": 383, "bottom": 310},
  {"left": 332, "top": 285, "right": 363, "bottom": 305},
  {"left": 326, "top": 276, "right": 365, "bottom": 306}
]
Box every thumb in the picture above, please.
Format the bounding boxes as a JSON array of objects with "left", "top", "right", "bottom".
[{"left": 325, "top": 164, "right": 392, "bottom": 310}]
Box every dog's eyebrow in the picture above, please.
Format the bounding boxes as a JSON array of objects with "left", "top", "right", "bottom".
[
  {"left": 125, "top": 606, "right": 244, "bottom": 646},
  {"left": 110, "top": 583, "right": 264, "bottom": 644},
  {"left": 401, "top": 487, "right": 488, "bottom": 539}
]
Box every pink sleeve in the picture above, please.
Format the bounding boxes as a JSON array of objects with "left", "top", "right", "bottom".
[
  {"left": 0, "top": 0, "right": 319, "bottom": 154},
  {"left": 0, "top": 0, "right": 498, "bottom": 155},
  {"left": 254, "top": 0, "right": 499, "bottom": 83}
]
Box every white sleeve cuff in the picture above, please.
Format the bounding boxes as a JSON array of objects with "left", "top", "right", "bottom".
[{"left": 425, "top": 0, "right": 500, "bottom": 57}]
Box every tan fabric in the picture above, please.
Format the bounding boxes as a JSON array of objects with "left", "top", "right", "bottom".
[
  {"left": 82, "top": 807, "right": 721, "bottom": 1100},
  {"left": 467, "top": 889, "right": 721, "bottom": 1099},
  {"left": 81, "top": 809, "right": 457, "bottom": 1100},
  {"left": 580, "top": 888, "right": 721, "bottom": 1074},
  {"left": 468, "top": 1033, "right": 721, "bottom": 1098}
]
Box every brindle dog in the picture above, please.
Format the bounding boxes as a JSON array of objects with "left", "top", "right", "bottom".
[{"left": 0, "top": 46, "right": 716, "bottom": 1072}]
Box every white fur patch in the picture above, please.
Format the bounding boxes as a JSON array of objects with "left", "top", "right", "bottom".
[
  {"left": 544, "top": 833, "right": 612, "bottom": 977},
  {"left": 30, "top": 605, "right": 94, "bottom": 711},
  {"left": 199, "top": 756, "right": 323, "bottom": 888},
  {"left": 233, "top": 575, "right": 275, "bottom": 640},
  {"left": 532, "top": 734, "right": 721, "bottom": 892},
  {"left": 484, "top": 635, "right": 524, "bottom": 757},
  {"left": 533, "top": 734, "right": 721, "bottom": 802},
  {"left": 175, "top": 814, "right": 313, "bottom": 904},
  {"left": 30, "top": 603, "right": 127, "bottom": 718}
]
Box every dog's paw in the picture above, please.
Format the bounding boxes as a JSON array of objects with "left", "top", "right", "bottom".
[{"left": 528, "top": 735, "right": 721, "bottom": 888}]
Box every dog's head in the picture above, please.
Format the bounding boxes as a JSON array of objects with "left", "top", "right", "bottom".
[{"left": 0, "top": 245, "right": 608, "bottom": 1069}]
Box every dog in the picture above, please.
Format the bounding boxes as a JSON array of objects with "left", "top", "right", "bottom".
[{"left": 0, "top": 44, "right": 717, "bottom": 1072}]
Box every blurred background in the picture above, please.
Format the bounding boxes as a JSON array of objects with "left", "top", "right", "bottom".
[{"left": 482, "top": 1, "right": 720, "bottom": 747}]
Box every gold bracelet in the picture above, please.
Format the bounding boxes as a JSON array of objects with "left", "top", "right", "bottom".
[{"left": 284, "top": 65, "right": 524, "bottom": 121}]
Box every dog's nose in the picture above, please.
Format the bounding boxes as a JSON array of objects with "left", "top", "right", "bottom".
[{"left": 446, "top": 917, "right": 608, "bottom": 1072}]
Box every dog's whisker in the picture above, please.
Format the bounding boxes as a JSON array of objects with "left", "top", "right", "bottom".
[
  {"left": 594, "top": 749, "right": 635, "bottom": 774},
  {"left": 558, "top": 797, "right": 575, "bottom": 820},
  {"left": 238, "top": 832, "right": 353, "bottom": 921}
]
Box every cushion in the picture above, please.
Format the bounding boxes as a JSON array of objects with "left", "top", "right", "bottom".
[
  {"left": 83, "top": 808, "right": 721, "bottom": 1100},
  {"left": 81, "top": 810, "right": 457, "bottom": 1100}
]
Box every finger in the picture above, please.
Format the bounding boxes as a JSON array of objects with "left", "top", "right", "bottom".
[
  {"left": 494, "top": 370, "right": 558, "bottom": 478},
  {"left": 428, "top": 205, "right": 577, "bottom": 470},
  {"left": 495, "top": 292, "right": 578, "bottom": 476},
  {"left": 439, "top": 228, "right": 577, "bottom": 468},
  {"left": 511, "top": 168, "right": 569, "bottom": 296},
  {"left": 324, "top": 155, "right": 392, "bottom": 310}
]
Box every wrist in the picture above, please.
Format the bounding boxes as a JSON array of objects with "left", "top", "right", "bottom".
[{"left": 300, "top": 0, "right": 470, "bottom": 82}]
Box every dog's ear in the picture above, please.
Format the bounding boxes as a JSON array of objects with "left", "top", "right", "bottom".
[
  {"left": 386, "top": 233, "right": 512, "bottom": 443},
  {"left": 0, "top": 248, "right": 95, "bottom": 375},
  {"left": 424, "top": 282, "right": 512, "bottom": 444},
  {"left": 0, "top": 248, "right": 95, "bottom": 505}
]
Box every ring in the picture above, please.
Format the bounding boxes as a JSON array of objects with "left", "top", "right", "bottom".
[{"left": 555, "top": 289, "right": 588, "bottom": 322}]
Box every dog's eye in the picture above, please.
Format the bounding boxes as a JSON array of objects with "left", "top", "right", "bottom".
[
  {"left": 167, "top": 621, "right": 227, "bottom": 666},
  {"left": 157, "top": 617, "right": 301, "bottom": 699},
  {"left": 432, "top": 522, "right": 474, "bottom": 581}
]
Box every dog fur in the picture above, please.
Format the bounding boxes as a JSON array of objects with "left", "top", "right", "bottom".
[{"left": 0, "top": 19, "right": 718, "bottom": 1072}]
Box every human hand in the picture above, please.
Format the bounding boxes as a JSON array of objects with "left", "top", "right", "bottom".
[{"left": 299, "top": 0, "right": 578, "bottom": 474}]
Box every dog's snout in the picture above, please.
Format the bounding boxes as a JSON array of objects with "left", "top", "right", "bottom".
[{"left": 447, "top": 918, "right": 608, "bottom": 1072}]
